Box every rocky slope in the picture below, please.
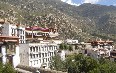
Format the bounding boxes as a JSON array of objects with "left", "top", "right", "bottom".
[{"left": 0, "top": 0, "right": 116, "bottom": 42}]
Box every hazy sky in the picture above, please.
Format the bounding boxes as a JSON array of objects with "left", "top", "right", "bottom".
[{"left": 61, "top": 0, "right": 116, "bottom": 6}]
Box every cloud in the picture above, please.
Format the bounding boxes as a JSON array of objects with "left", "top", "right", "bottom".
[
  {"left": 61, "top": 0, "right": 80, "bottom": 6},
  {"left": 61, "top": 0, "right": 101, "bottom": 6},
  {"left": 113, "top": 4, "right": 116, "bottom": 6},
  {"left": 61, "top": 0, "right": 67, "bottom": 2},
  {"left": 83, "top": 0, "right": 100, "bottom": 4}
]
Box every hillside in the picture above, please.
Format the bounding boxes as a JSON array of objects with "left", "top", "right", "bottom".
[{"left": 0, "top": 0, "right": 116, "bottom": 42}]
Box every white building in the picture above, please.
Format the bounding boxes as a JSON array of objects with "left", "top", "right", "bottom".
[
  {"left": 19, "top": 41, "right": 59, "bottom": 69},
  {"left": 66, "top": 39, "right": 78, "bottom": 44},
  {"left": 82, "top": 39, "right": 114, "bottom": 59},
  {"left": 57, "top": 39, "right": 80, "bottom": 60},
  {"left": 2, "top": 23, "right": 25, "bottom": 44},
  {"left": 0, "top": 36, "right": 20, "bottom": 68},
  {"left": 18, "top": 25, "right": 61, "bottom": 69},
  {"left": 0, "top": 21, "right": 25, "bottom": 68}
]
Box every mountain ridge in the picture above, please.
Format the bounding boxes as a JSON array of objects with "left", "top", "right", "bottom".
[{"left": 0, "top": 0, "right": 116, "bottom": 42}]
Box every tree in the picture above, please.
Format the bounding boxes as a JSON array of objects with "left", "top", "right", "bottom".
[
  {"left": 71, "top": 54, "right": 99, "bottom": 73},
  {"left": 98, "top": 58, "right": 116, "bottom": 73},
  {"left": 49, "top": 55, "right": 66, "bottom": 71},
  {"left": 50, "top": 54, "right": 116, "bottom": 73},
  {"left": 0, "top": 62, "right": 16, "bottom": 73},
  {"left": 68, "top": 45, "right": 73, "bottom": 51},
  {"left": 59, "top": 43, "right": 73, "bottom": 51},
  {"left": 0, "top": 62, "right": 3, "bottom": 73}
]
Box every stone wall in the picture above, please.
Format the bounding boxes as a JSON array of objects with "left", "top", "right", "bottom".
[{"left": 19, "top": 44, "right": 29, "bottom": 66}]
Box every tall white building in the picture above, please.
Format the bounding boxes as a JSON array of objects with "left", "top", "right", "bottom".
[
  {"left": 19, "top": 42, "right": 58, "bottom": 68},
  {"left": 19, "top": 25, "right": 61, "bottom": 69},
  {"left": 0, "top": 21, "right": 25, "bottom": 67}
]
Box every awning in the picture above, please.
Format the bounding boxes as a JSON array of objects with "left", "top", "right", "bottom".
[
  {"left": 25, "top": 30, "right": 49, "bottom": 33},
  {"left": 25, "top": 30, "right": 42, "bottom": 33},
  {"left": 5, "top": 40, "right": 17, "bottom": 42},
  {"left": 0, "top": 36, "right": 19, "bottom": 39}
]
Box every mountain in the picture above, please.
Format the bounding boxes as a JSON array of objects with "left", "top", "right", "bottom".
[{"left": 0, "top": 0, "right": 116, "bottom": 42}]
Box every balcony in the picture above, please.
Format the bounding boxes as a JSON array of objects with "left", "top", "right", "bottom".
[{"left": 6, "top": 48, "right": 15, "bottom": 56}]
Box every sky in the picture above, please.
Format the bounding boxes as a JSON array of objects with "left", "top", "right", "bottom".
[{"left": 60, "top": 0, "right": 116, "bottom": 6}]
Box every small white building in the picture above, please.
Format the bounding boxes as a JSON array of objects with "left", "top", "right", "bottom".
[{"left": 66, "top": 39, "right": 78, "bottom": 44}]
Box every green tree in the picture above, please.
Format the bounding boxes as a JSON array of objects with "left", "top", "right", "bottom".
[
  {"left": 72, "top": 54, "right": 99, "bottom": 73},
  {"left": 59, "top": 43, "right": 73, "bottom": 51},
  {"left": 0, "top": 62, "right": 3, "bottom": 73},
  {"left": 50, "top": 55, "right": 66, "bottom": 71},
  {"left": 0, "top": 62, "right": 16, "bottom": 73},
  {"left": 68, "top": 45, "right": 73, "bottom": 51},
  {"left": 50, "top": 54, "right": 116, "bottom": 73}
]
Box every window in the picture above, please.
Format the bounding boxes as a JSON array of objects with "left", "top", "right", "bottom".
[
  {"left": 23, "top": 31, "right": 24, "bottom": 34},
  {"left": 11, "top": 28, "right": 13, "bottom": 33},
  {"left": 36, "top": 47, "right": 38, "bottom": 52},
  {"left": 39, "top": 53, "right": 41, "bottom": 58},
  {"left": 39, "top": 47, "right": 40, "bottom": 51},
  {"left": 21, "top": 30, "right": 23, "bottom": 34},
  {"left": 43, "top": 59, "right": 44, "bottom": 63},
  {"left": 23, "top": 36, "right": 24, "bottom": 39},
  {"left": 48, "top": 58, "right": 49, "bottom": 61},
  {"left": 50, "top": 53, "right": 51, "bottom": 56},
  {"left": 45, "top": 53, "right": 47, "bottom": 57},
  {"left": 36, "top": 54, "right": 38, "bottom": 58},
  {"left": 46, "top": 58, "right": 47, "bottom": 62},
  {"left": 30, "top": 54, "right": 32, "bottom": 58},
  {"left": 40, "top": 59, "right": 41, "bottom": 63},
  {"left": 33, "top": 47, "right": 35, "bottom": 52},
  {"left": 30, "top": 47, "right": 32, "bottom": 52},
  {"left": 20, "top": 40, "right": 22, "bottom": 43},
  {"left": 42, "top": 47, "right": 44, "bottom": 51},
  {"left": 33, "top": 54, "right": 35, "bottom": 58},
  {"left": 45, "top": 46, "right": 46, "bottom": 51},
  {"left": 20, "top": 36, "right": 22, "bottom": 39},
  {"left": 42, "top": 53, "right": 44, "bottom": 57},
  {"left": 11, "top": 28, "right": 16, "bottom": 36}
]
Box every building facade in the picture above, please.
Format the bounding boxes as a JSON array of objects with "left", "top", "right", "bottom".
[
  {"left": 82, "top": 39, "right": 114, "bottom": 59},
  {"left": 2, "top": 23, "right": 25, "bottom": 44},
  {"left": 0, "top": 21, "right": 25, "bottom": 67},
  {"left": 0, "top": 36, "right": 20, "bottom": 67},
  {"left": 19, "top": 25, "right": 61, "bottom": 69},
  {"left": 19, "top": 42, "right": 58, "bottom": 68}
]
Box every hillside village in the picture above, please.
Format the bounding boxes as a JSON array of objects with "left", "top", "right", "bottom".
[
  {"left": 0, "top": 0, "right": 116, "bottom": 73},
  {"left": 0, "top": 18, "right": 116, "bottom": 72}
]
